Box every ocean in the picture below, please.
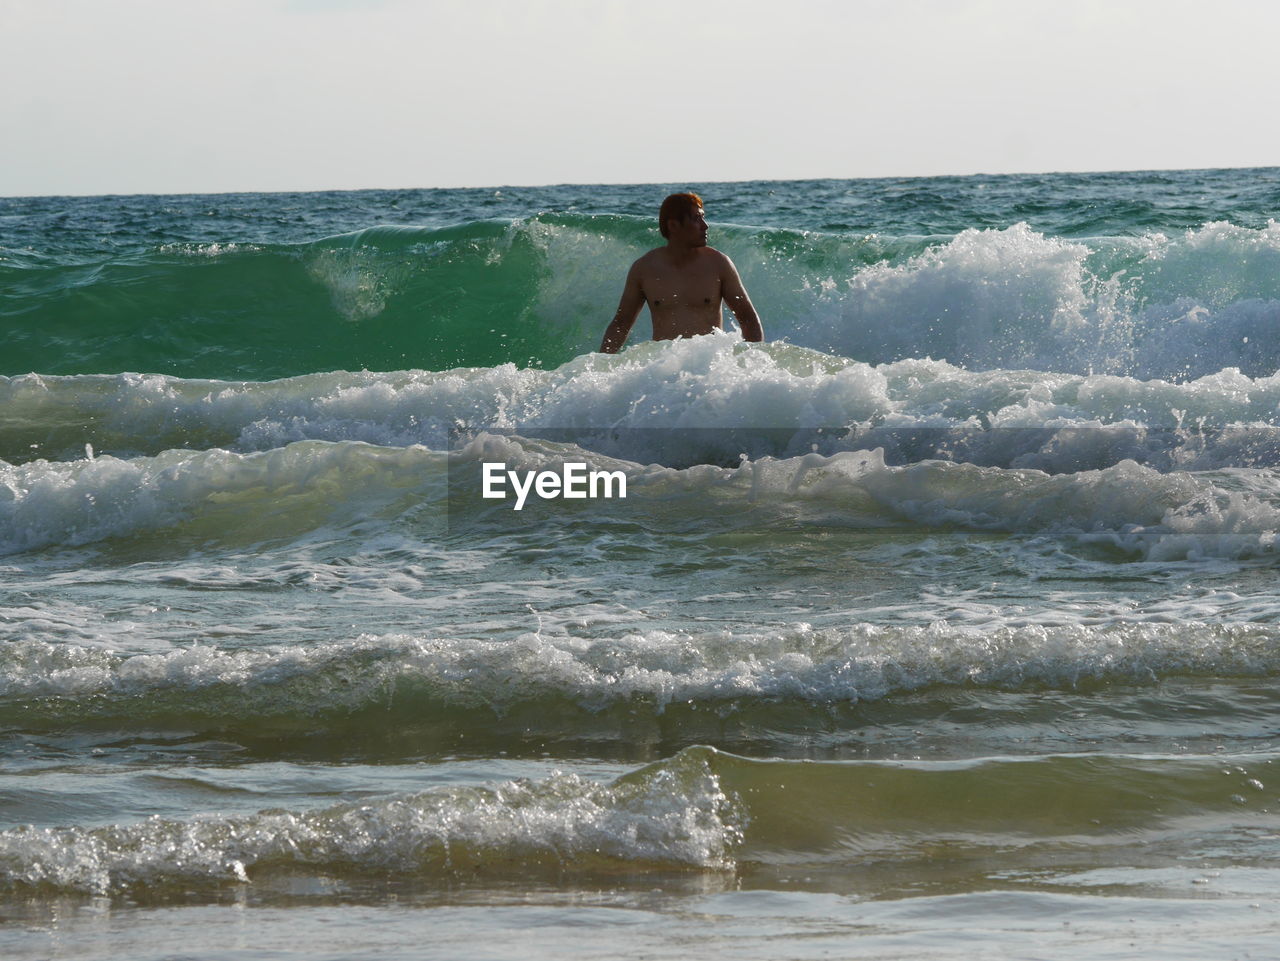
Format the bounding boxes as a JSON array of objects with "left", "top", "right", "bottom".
[{"left": 4, "top": 169, "right": 1280, "bottom": 959}]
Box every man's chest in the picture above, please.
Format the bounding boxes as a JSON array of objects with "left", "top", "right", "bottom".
[{"left": 641, "top": 268, "right": 722, "bottom": 308}]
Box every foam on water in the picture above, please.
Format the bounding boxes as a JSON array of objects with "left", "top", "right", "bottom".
[
  {"left": 3, "top": 746, "right": 1277, "bottom": 896},
  {"left": 456, "top": 434, "right": 1280, "bottom": 561},
  {"left": 4, "top": 417, "right": 1280, "bottom": 559},
  {"left": 0, "top": 747, "right": 739, "bottom": 894},
  {"left": 10, "top": 335, "right": 1280, "bottom": 467},
  {"left": 4, "top": 620, "right": 1278, "bottom": 732},
  {"left": 779, "top": 220, "right": 1280, "bottom": 380},
  {"left": 0, "top": 441, "right": 444, "bottom": 554}
]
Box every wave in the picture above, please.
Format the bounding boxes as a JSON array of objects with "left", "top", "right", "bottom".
[
  {"left": 6, "top": 215, "right": 1280, "bottom": 380},
  {"left": 10, "top": 335, "right": 1280, "bottom": 466},
  {"left": 0, "top": 440, "right": 444, "bottom": 554},
  {"left": 3, "top": 622, "right": 1278, "bottom": 742},
  {"left": 5, "top": 424, "right": 1280, "bottom": 559},
  {"left": 0, "top": 747, "right": 739, "bottom": 895},
  {"left": 796, "top": 221, "right": 1280, "bottom": 379},
  {"left": 0, "top": 215, "right": 647, "bottom": 379},
  {"left": 1, "top": 746, "right": 1275, "bottom": 896}
]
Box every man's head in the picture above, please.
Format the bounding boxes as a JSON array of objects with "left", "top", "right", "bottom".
[{"left": 659, "top": 192, "right": 704, "bottom": 240}]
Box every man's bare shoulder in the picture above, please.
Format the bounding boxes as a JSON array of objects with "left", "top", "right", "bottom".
[
  {"left": 692, "top": 246, "right": 739, "bottom": 279},
  {"left": 628, "top": 248, "right": 683, "bottom": 284},
  {"left": 630, "top": 247, "right": 670, "bottom": 270},
  {"left": 703, "top": 246, "right": 735, "bottom": 268}
]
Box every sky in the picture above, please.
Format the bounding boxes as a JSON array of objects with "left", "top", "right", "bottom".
[{"left": 3, "top": 0, "right": 1278, "bottom": 196}]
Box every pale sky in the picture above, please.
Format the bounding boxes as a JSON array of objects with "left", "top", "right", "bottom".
[{"left": 3, "top": 0, "right": 1277, "bottom": 196}]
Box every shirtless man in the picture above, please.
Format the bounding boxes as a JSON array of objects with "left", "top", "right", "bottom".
[{"left": 598, "top": 193, "right": 764, "bottom": 353}]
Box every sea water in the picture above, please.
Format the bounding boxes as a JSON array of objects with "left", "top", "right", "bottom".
[{"left": 4, "top": 170, "right": 1280, "bottom": 959}]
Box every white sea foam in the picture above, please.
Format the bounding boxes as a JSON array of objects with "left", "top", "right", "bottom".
[
  {"left": 762, "top": 221, "right": 1280, "bottom": 380},
  {"left": 0, "top": 441, "right": 445, "bottom": 554},
  {"left": 0, "top": 746, "right": 739, "bottom": 893},
  {"left": 10, "top": 335, "right": 1280, "bottom": 469},
  {"left": 4, "top": 620, "right": 1278, "bottom": 714},
  {"left": 4, "top": 421, "right": 1280, "bottom": 558},
  {"left": 453, "top": 434, "right": 1280, "bottom": 561}
]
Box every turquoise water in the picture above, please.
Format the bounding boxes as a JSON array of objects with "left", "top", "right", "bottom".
[{"left": 4, "top": 170, "right": 1280, "bottom": 959}]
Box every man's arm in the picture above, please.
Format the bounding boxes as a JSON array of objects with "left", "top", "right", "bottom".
[
  {"left": 720, "top": 255, "right": 764, "bottom": 342},
  {"left": 599, "top": 261, "right": 646, "bottom": 353}
]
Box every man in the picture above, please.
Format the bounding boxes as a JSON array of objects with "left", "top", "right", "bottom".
[{"left": 598, "top": 193, "right": 765, "bottom": 353}]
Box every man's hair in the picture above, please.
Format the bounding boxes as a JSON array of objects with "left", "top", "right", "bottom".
[{"left": 659, "top": 192, "right": 703, "bottom": 238}]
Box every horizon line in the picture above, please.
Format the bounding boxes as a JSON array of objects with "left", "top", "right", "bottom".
[{"left": 4, "top": 163, "right": 1278, "bottom": 202}]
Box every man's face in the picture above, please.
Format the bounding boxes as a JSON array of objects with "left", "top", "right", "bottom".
[{"left": 672, "top": 207, "right": 708, "bottom": 246}]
